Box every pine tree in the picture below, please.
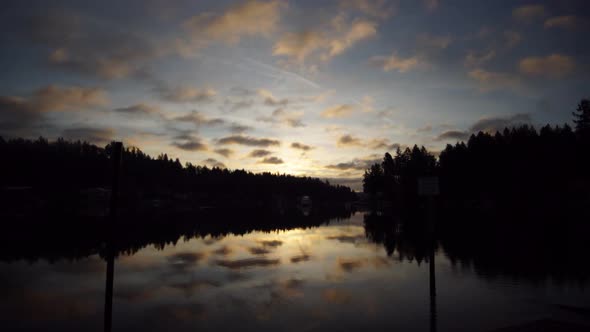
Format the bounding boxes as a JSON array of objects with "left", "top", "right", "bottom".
[{"left": 572, "top": 99, "right": 590, "bottom": 136}]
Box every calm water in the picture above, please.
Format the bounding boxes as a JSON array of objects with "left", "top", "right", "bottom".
[{"left": 2, "top": 211, "right": 589, "bottom": 331}]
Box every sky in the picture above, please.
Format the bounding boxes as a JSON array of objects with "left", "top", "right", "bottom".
[{"left": 0, "top": 0, "right": 588, "bottom": 189}]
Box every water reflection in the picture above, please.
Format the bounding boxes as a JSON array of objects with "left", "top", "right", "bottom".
[{"left": 1, "top": 209, "right": 589, "bottom": 331}]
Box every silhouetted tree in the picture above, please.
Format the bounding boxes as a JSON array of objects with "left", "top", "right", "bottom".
[
  {"left": 573, "top": 99, "right": 590, "bottom": 138},
  {"left": 362, "top": 99, "right": 590, "bottom": 215},
  {"left": 0, "top": 137, "right": 356, "bottom": 216},
  {"left": 363, "top": 145, "right": 436, "bottom": 208},
  {"left": 363, "top": 163, "right": 384, "bottom": 197}
]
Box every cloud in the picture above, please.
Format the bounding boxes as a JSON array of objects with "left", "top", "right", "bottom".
[
  {"left": 114, "top": 103, "right": 160, "bottom": 115},
  {"left": 172, "top": 135, "right": 208, "bottom": 151},
  {"left": 273, "top": 15, "right": 377, "bottom": 65},
  {"left": 367, "top": 138, "right": 400, "bottom": 150},
  {"left": 326, "top": 155, "right": 381, "bottom": 171},
  {"left": 504, "top": 30, "right": 522, "bottom": 48},
  {"left": 417, "top": 33, "right": 452, "bottom": 50},
  {"left": 259, "top": 156, "right": 284, "bottom": 164},
  {"left": 337, "top": 134, "right": 363, "bottom": 147},
  {"left": 32, "top": 85, "right": 108, "bottom": 112},
  {"left": 358, "top": 95, "right": 375, "bottom": 113},
  {"left": 544, "top": 16, "right": 585, "bottom": 29},
  {"left": 417, "top": 125, "right": 433, "bottom": 133},
  {"left": 326, "top": 162, "right": 365, "bottom": 171},
  {"left": 224, "top": 98, "right": 254, "bottom": 112},
  {"left": 48, "top": 45, "right": 155, "bottom": 80},
  {"left": 174, "top": 111, "right": 225, "bottom": 127},
  {"left": 468, "top": 68, "right": 521, "bottom": 91},
  {"left": 324, "top": 19, "right": 377, "bottom": 60},
  {"left": 470, "top": 114, "right": 531, "bottom": 133},
  {"left": 217, "top": 135, "right": 280, "bottom": 147},
  {"left": 61, "top": 127, "right": 114, "bottom": 144},
  {"left": 272, "top": 31, "right": 325, "bottom": 64},
  {"left": 26, "top": 11, "right": 163, "bottom": 79},
  {"left": 213, "top": 148, "right": 234, "bottom": 158},
  {"left": 369, "top": 52, "right": 425, "bottom": 72},
  {"left": 0, "top": 85, "right": 107, "bottom": 131},
  {"left": 423, "top": 0, "right": 439, "bottom": 12},
  {"left": 228, "top": 124, "right": 252, "bottom": 133},
  {"left": 326, "top": 161, "right": 369, "bottom": 171},
  {"left": 202, "top": 158, "right": 226, "bottom": 168},
  {"left": 340, "top": 0, "right": 395, "bottom": 19},
  {"left": 180, "top": 0, "right": 284, "bottom": 54},
  {"left": 464, "top": 50, "right": 496, "bottom": 67},
  {"left": 215, "top": 258, "right": 280, "bottom": 269},
  {"left": 435, "top": 130, "right": 470, "bottom": 141},
  {"left": 257, "top": 108, "right": 305, "bottom": 128},
  {"left": 257, "top": 89, "right": 289, "bottom": 106},
  {"left": 334, "top": 135, "right": 398, "bottom": 150},
  {"left": 248, "top": 149, "right": 273, "bottom": 158},
  {"left": 512, "top": 5, "right": 546, "bottom": 23},
  {"left": 519, "top": 54, "right": 575, "bottom": 77},
  {"left": 0, "top": 96, "right": 41, "bottom": 131},
  {"left": 291, "top": 142, "right": 313, "bottom": 151},
  {"left": 157, "top": 85, "right": 216, "bottom": 103},
  {"left": 229, "top": 86, "right": 256, "bottom": 96},
  {"left": 321, "top": 104, "right": 355, "bottom": 118}
]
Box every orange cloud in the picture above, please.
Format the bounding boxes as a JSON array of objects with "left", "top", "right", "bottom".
[
  {"left": 468, "top": 68, "right": 521, "bottom": 92},
  {"left": 544, "top": 16, "right": 584, "bottom": 29},
  {"left": 340, "top": 0, "right": 395, "bottom": 19},
  {"left": 519, "top": 54, "right": 575, "bottom": 77},
  {"left": 464, "top": 50, "right": 496, "bottom": 67},
  {"left": 369, "top": 52, "right": 425, "bottom": 72},
  {"left": 30, "top": 85, "right": 108, "bottom": 112},
  {"left": 158, "top": 85, "right": 216, "bottom": 103},
  {"left": 180, "top": 1, "right": 284, "bottom": 54},
  {"left": 324, "top": 19, "right": 377, "bottom": 59},
  {"left": 321, "top": 104, "right": 355, "bottom": 118},
  {"left": 417, "top": 33, "right": 452, "bottom": 50},
  {"left": 272, "top": 31, "right": 325, "bottom": 64},
  {"left": 273, "top": 16, "right": 377, "bottom": 65},
  {"left": 512, "top": 4, "right": 546, "bottom": 23}
]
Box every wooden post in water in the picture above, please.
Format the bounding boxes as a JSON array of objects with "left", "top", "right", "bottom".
[
  {"left": 429, "top": 232, "right": 437, "bottom": 332},
  {"left": 104, "top": 142, "right": 122, "bottom": 332},
  {"left": 418, "top": 177, "right": 439, "bottom": 332}
]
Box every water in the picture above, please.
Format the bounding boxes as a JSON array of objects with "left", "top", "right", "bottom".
[{"left": 1, "top": 211, "right": 589, "bottom": 331}]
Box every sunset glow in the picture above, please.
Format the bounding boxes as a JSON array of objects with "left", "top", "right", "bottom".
[{"left": 1, "top": 0, "right": 588, "bottom": 189}]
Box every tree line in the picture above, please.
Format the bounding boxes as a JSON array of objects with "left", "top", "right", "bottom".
[
  {"left": 363, "top": 99, "right": 590, "bottom": 211},
  {"left": 0, "top": 137, "right": 356, "bottom": 214}
]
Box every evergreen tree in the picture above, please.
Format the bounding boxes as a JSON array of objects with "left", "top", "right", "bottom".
[
  {"left": 363, "top": 163, "right": 384, "bottom": 196},
  {"left": 573, "top": 99, "right": 590, "bottom": 138}
]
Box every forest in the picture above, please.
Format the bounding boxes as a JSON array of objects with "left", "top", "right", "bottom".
[
  {"left": 360, "top": 100, "right": 590, "bottom": 284},
  {"left": 0, "top": 137, "right": 356, "bottom": 216},
  {"left": 363, "top": 99, "right": 590, "bottom": 214}
]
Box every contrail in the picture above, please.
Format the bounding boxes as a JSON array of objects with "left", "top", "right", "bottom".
[{"left": 244, "top": 57, "right": 321, "bottom": 89}]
